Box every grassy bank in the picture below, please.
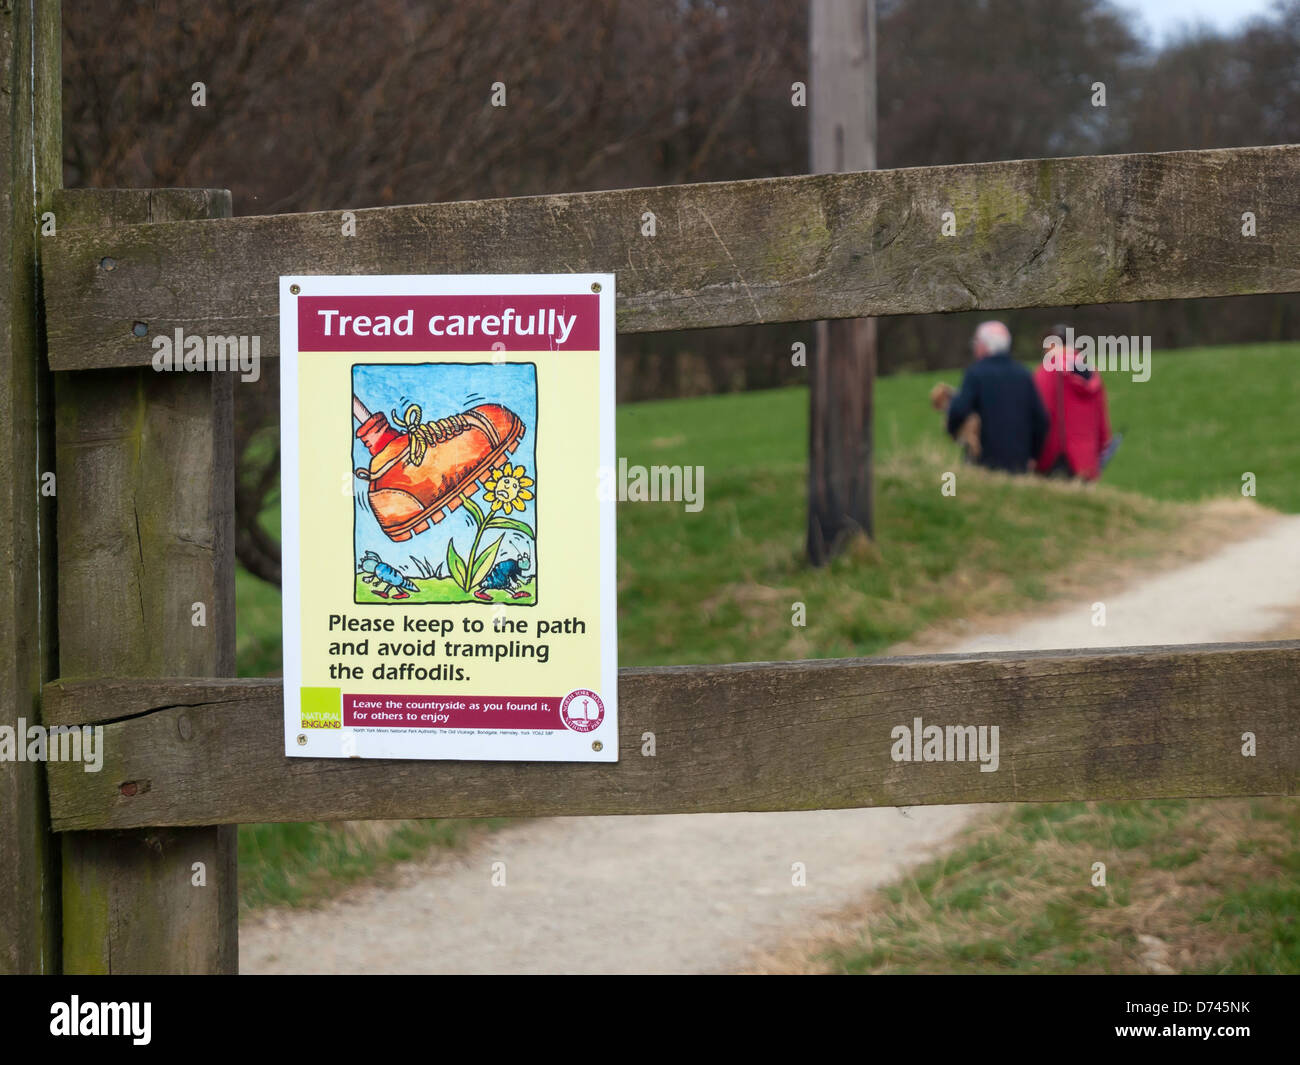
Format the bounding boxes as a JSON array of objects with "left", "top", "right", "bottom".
[
  {"left": 614, "top": 342, "right": 1296, "bottom": 665},
  {"left": 778, "top": 797, "right": 1300, "bottom": 975},
  {"left": 239, "top": 818, "right": 504, "bottom": 911}
]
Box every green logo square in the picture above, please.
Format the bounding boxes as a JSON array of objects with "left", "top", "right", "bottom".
[{"left": 300, "top": 687, "right": 342, "bottom": 729}]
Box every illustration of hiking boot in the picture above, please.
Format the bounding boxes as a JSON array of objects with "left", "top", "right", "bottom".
[{"left": 353, "top": 398, "right": 526, "bottom": 542}]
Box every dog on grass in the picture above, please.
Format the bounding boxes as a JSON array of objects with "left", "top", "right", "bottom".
[{"left": 929, "top": 382, "right": 981, "bottom": 462}]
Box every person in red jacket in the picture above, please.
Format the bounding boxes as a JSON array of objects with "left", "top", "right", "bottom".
[{"left": 1034, "top": 324, "right": 1113, "bottom": 480}]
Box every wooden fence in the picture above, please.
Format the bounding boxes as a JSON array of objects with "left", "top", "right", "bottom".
[{"left": 1, "top": 0, "right": 1297, "bottom": 973}]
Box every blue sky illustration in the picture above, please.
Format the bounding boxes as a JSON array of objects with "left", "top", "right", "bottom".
[{"left": 351, "top": 362, "right": 537, "bottom": 586}]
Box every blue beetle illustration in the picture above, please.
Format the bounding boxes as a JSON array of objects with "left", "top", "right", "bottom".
[
  {"left": 359, "top": 550, "right": 419, "bottom": 600},
  {"left": 473, "top": 551, "right": 532, "bottom": 601}
]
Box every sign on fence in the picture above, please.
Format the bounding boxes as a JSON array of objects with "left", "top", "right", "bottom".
[{"left": 280, "top": 274, "right": 618, "bottom": 761}]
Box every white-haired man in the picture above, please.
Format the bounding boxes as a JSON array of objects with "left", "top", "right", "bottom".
[{"left": 945, "top": 320, "right": 1048, "bottom": 473}]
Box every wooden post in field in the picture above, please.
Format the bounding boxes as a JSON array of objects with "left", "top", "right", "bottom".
[
  {"left": 54, "top": 189, "right": 239, "bottom": 974},
  {"left": 807, "top": 0, "right": 877, "bottom": 565},
  {"left": 0, "top": 0, "right": 61, "bottom": 975}
]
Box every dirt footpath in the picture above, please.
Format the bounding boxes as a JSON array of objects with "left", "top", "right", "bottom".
[{"left": 241, "top": 512, "right": 1300, "bottom": 974}]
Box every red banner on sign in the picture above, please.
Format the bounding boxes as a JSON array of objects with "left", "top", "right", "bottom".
[
  {"left": 344, "top": 693, "right": 565, "bottom": 729},
  {"left": 298, "top": 295, "right": 599, "bottom": 351}
]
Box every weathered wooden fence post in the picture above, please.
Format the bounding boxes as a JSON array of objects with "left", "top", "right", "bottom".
[
  {"left": 807, "top": 0, "right": 878, "bottom": 564},
  {"left": 0, "top": 0, "right": 61, "bottom": 975},
  {"left": 54, "top": 189, "right": 239, "bottom": 974}
]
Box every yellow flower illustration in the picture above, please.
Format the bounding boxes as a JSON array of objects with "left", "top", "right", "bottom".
[{"left": 483, "top": 462, "right": 534, "bottom": 514}]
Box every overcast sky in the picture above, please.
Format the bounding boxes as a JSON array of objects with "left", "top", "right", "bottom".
[{"left": 1123, "top": 0, "right": 1281, "bottom": 44}]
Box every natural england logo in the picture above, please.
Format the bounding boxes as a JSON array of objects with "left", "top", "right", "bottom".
[
  {"left": 151, "top": 327, "right": 262, "bottom": 382},
  {"left": 0, "top": 720, "right": 102, "bottom": 772},
  {"left": 890, "top": 717, "right": 1000, "bottom": 772}
]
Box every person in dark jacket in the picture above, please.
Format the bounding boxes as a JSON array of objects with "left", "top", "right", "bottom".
[{"left": 946, "top": 321, "right": 1049, "bottom": 474}]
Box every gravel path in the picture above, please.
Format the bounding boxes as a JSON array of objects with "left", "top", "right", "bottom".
[
  {"left": 241, "top": 513, "right": 1300, "bottom": 974},
  {"left": 942, "top": 513, "right": 1300, "bottom": 654}
]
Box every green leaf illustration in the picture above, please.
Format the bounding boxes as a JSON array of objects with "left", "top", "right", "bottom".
[
  {"left": 459, "top": 493, "right": 485, "bottom": 527},
  {"left": 484, "top": 515, "right": 535, "bottom": 540},
  {"left": 447, "top": 539, "right": 468, "bottom": 590},
  {"left": 469, "top": 534, "right": 504, "bottom": 591}
]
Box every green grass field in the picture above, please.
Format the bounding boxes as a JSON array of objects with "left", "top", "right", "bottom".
[
  {"left": 239, "top": 343, "right": 1300, "bottom": 945},
  {"left": 616, "top": 341, "right": 1300, "bottom": 513}
]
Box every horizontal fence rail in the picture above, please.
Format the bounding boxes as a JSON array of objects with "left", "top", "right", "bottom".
[
  {"left": 43, "top": 144, "right": 1300, "bottom": 371},
  {"left": 42, "top": 641, "right": 1300, "bottom": 830}
]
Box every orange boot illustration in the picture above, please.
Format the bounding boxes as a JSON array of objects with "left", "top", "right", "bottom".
[{"left": 353, "top": 396, "right": 525, "bottom": 542}]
